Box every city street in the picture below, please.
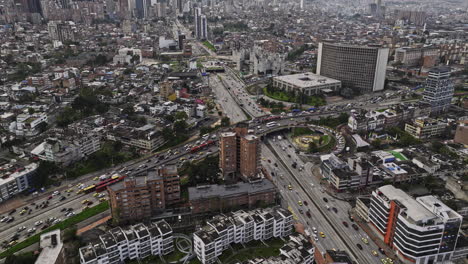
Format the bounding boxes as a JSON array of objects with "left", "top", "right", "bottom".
[
  {"left": 209, "top": 74, "right": 248, "bottom": 123},
  {"left": 262, "top": 135, "right": 385, "bottom": 264}
]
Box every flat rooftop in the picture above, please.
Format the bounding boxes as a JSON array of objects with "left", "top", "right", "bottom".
[
  {"left": 378, "top": 185, "right": 436, "bottom": 224},
  {"left": 273, "top": 73, "right": 340, "bottom": 88},
  {"left": 189, "top": 179, "right": 275, "bottom": 201}
]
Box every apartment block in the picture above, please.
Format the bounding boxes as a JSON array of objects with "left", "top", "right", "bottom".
[
  {"left": 219, "top": 123, "right": 261, "bottom": 183},
  {"left": 422, "top": 67, "right": 454, "bottom": 114},
  {"left": 8, "top": 113, "right": 48, "bottom": 137},
  {"left": 193, "top": 208, "right": 293, "bottom": 264},
  {"left": 404, "top": 117, "right": 446, "bottom": 139},
  {"left": 317, "top": 42, "right": 388, "bottom": 93},
  {"left": 0, "top": 163, "right": 38, "bottom": 203},
  {"left": 108, "top": 166, "right": 180, "bottom": 223},
  {"left": 79, "top": 220, "right": 173, "bottom": 264},
  {"left": 394, "top": 46, "right": 439, "bottom": 67},
  {"left": 189, "top": 179, "right": 277, "bottom": 214},
  {"left": 369, "top": 185, "right": 465, "bottom": 264}
]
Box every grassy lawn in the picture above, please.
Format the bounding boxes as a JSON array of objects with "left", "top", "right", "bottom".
[
  {"left": 263, "top": 87, "right": 326, "bottom": 106},
  {"left": 219, "top": 238, "right": 285, "bottom": 264},
  {"left": 318, "top": 136, "right": 336, "bottom": 153},
  {"left": 164, "top": 248, "right": 186, "bottom": 262},
  {"left": 0, "top": 201, "right": 110, "bottom": 258},
  {"left": 126, "top": 255, "right": 163, "bottom": 264},
  {"left": 388, "top": 150, "right": 409, "bottom": 161},
  {"left": 292, "top": 127, "right": 312, "bottom": 137},
  {"left": 202, "top": 41, "right": 216, "bottom": 52}
]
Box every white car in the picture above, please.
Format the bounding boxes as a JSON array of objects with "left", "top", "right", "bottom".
[
  {"left": 34, "top": 221, "right": 43, "bottom": 226},
  {"left": 17, "top": 226, "right": 26, "bottom": 231},
  {"left": 27, "top": 228, "right": 36, "bottom": 233}
]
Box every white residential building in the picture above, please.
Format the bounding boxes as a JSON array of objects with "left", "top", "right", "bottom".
[
  {"left": 369, "top": 185, "right": 465, "bottom": 264},
  {"left": 193, "top": 208, "right": 293, "bottom": 264},
  {"left": 9, "top": 113, "right": 48, "bottom": 137},
  {"left": 0, "top": 163, "right": 38, "bottom": 203},
  {"left": 79, "top": 220, "right": 173, "bottom": 264}
]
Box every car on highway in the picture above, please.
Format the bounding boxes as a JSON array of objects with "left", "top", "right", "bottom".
[
  {"left": 371, "top": 250, "right": 378, "bottom": 256},
  {"left": 298, "top": 201, "right": 303, "bottom": 206},
  {"left": 303, "top": 201, "right": 308, "bottom": 206},
  {"left": 378, "top": 248, "right": 385, "bottom": 254},
  {"left": 93, "top": 176, "right": 99, "bottom": 181},
  {"left": 93, "top": 193, "right": 99, "bottom": 197},
  {"left": 361, "top": 237, "right": 369, "bottom": 244},
  {"left": 312, "top": 227, "right": 317, "bottom": 233},
  {"left": 306, "top": 211, "right": 311, "bottom": 218},
  {"left": 27, "top": 228, "right": 36, "bottom": 234},
  {"left": 323, "top": 197, "right": 328, "bottom": 202},
  {"left": 19, "top": 209, "right": 27, "bottom": 215},
  {"left": 59, "top": 196, "right": 66, "bottom": 201},
  {"left": 35, "top": 221, "right": 43, "bottom": 226},
  {"left": 66, "top": 188, "right": 73, "bottom": 193},
  {"left": 356, "top": 243, "right": 363, "bottom": 250},
  {"left": 81, "top": 199, "right": 90, "bottom": 204},
  {"left": 17, "top": 226, "right": 26, "bottom": 232},
  {"left": 352, "top": 224, "right": 359, "bottom": 231},
  {"left": 332, "top": 207, "right": 338, "bottom": 213},
  {"left": 386, "top": 258, "right": 394, "bottom": 264},
  {"left": 319, "top": 232, "right": 325, "bottom": 238},
  {"left": 381, "top": 259, "right": 388, "bottom": 264},
  {"left": 298, "top": 209, "right": 303, "bottom": 214},
  {"left": 342, "top": 221, "right": 348, "bottom": 227},
  {"left": 288, "top": 185, "right": 292, "bottom": 190},
  {"left": 8, "top": 241, "right": 18, "bottom": 247}
]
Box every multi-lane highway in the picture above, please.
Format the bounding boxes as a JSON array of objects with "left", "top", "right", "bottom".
[{"left": 263, "top": 135, "right": 384, "bottom": 263}]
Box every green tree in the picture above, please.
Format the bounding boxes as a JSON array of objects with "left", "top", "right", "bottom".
[
  {"left": 221, "top": 117, "right": 230, "bottom": 127},
  {"left": 33, "top": 161, "right": 62, "bottom": 188},
  {"left": 175, "top": 111, "right": 188, "bottom": 120},
  {"left": 174, "top": 120, "right": 187, "bottom": 134},
  {"left": 63, "top": 226, "right": 78, "bottom": 242},
  {"left": 308, "top": 142, "right": 319, "bottom": 153},
  {"left": 28, "top": 108, "right": 35, "bottom": 115}
]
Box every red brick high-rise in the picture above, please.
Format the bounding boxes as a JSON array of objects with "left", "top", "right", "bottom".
[{"left": 219, "top": 123, "right": 261, "bottom": 183}]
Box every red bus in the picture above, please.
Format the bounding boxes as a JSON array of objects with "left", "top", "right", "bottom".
[{"left": 190, "top": 140, "right": 216, "bottom": 153}]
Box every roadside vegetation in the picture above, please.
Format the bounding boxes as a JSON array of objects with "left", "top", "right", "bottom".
[
  {"left": 263, "top": 84, "right": 326, "bottom": 106},
  {"left": 0, "top": 202, "right": 109, "bottom": 258}
]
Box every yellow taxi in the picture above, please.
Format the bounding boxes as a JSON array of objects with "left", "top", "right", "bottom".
[
  {"left": 319, "top": 232, "right": 325, "bottom": 238},
  {"left": 298, "top": 201, "right": 303, "bottom": 206},
  {"left": 76, "top": 189, "right": 83, "bottom": 194},
  {"left": 362, "top": 237, "right": 369, "bottom": 244},
  {"left": 386, "top": 258, "right": 394, "bottom": 264},
  {"left": 81, "top": 199, "right": 90, "bottom": 204},
  {"left": 93, "top": 193, "right": 99, "bottom": 197},
  {"left": 371, "top": 250, "right": 378, "bottom": 256},
  {"left": 66, "top": 188, "right": 73, "bottom": 193},
  {"left": 93, "top": 177, "right": 99, "bottom": 181},
  {"left": 288, "top": 185, "right": 292, "bottom": 190},
  {"left": 8, "top": 241, "right": 18, "bottom": 247},
  {"left": 99, "top": 198, "right": 107, "bottom": 202}
]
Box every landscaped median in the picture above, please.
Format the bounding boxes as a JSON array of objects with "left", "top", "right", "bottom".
[
  {"left": 202, "top": 41, "right": 216, "bottom": 52},
  {"left": 0, "top": 201, "right": 110, "bottom": 258}
]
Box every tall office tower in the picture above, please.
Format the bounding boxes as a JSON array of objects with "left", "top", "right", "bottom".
[
  {"left": 194, "top": 7, "right": 201, "bottom": 39},
  {"left": 316, "top": 42, "right": 389, "bottom": 94},
  {"left": 422, "top": 67, "right": 454, "bottom": 115},
  {"left": 47, "top": 21, "right": 75, "bottom": 42},
  {"left": 178, "top": 34, "right": 185, "bottom": 50},
  {"left": 369, "top": 185, "right": 463, "bottom": 264},
  {"left": 299, "top": 0, "right": 303, "bottom": 10},
  {"left": 176, "top": 0, "right": 183, "bottom": 14},
  {"left": 219, "top": 123, "right": 260, "bottom": 183},
  {"left": 200, "top": 14, "right": 207, "bottom": 39}
]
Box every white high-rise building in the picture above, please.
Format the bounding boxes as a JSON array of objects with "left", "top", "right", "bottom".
[
  {"left": 369, "top": 185, "right": 465, "bottom": 264},
  {"left": 422, "top": 67, "right": 454, "bottom": 114}
]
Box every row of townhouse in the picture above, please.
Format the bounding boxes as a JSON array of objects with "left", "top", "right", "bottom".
[
  {"left": 79, "top": 220, "right": 173, "bottom": 264},
  {"left": 193, "top": 207, "right": 293, "bottom": 264}
]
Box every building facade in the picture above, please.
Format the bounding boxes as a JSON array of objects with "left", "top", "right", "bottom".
[
  {"left": 0, "top": 163, "right": 38, "bottom": 203},
  {"left": 193, "top": 208, "right": 293, "bottom": 264},
  {"left": 422, "top": 67, "right": 454, "bottom": 114},
  {"left": 369, "top": 185, "right": 463, "bottom": 264},
  {"left": 108, "top": 166, "right": 180, "bottom": 223},
  {"left": 188, "top": 179, "right": 277, "bottom": 214},
  {"left": 316, "top": 42, "right": 389, "bottom": 93},
  {"left": 79, "top": 221, "right": 173, "bottom": 264},
  {"left": 404, "top": 117, "right": 446, "bottom": 139}
]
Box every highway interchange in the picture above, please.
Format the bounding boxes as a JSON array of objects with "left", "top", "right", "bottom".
[{"left": 0, "top": 54, "right": 409, "bottom": 263}]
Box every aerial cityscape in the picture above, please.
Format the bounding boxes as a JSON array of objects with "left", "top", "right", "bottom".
[{"left": 0, "top": 0, "right": 467, "bottom": 263}]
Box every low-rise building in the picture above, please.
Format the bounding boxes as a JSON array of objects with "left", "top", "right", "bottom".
[
  {"left": 0, "top": 163, "right": 38, "bottom": 203},
  {"left": 107, "top": 124, "right": 165, "bottom": 152},
  {"left": 9, "top": 113, "right": 47, "bottom": 137},
  {"left": 272, "top": 73, "right": 341, "bottom": 95},
  {"left": 188, "top": 179, "right": 277, "bottom": 214},
  {"left": 35, "top": 229, "right": 65, "bottom": 264},
  {"left": 79, "top": 220, "right": 173, "bottom": 264},
  {"left": 405, "top": 117, "right": 446, "bottom": 139},
  {"left": 355, "top": 197, "right": 371, "bottom": 222},
  {"left": 193, "top": 208, "right": 293, "bottom": 264}
]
